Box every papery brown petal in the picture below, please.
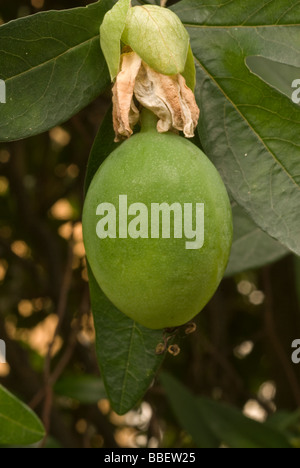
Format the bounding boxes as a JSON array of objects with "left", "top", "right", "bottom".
[
  {"left": 178, "top": 75, "right": 200, "bottom": 135},
  {"left": 134, "top": 64, "right": 174, "bottom": 133},
  {"left": 112, "top": 51, "right": 199, "bottom": 141},
  {"left": 133, "top": 62, "right": 199, "bottom": 138},
  {"left": 154, "top": 72, "right": 185, "bottom": 132},
  {"left": 112, "top": 52, "right": 142, "bottom": 142},
  {"left": 129, "top": 99, "right": 140, "bottom": 130}
]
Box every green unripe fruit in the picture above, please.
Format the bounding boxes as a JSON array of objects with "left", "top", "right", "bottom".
[{"left": 83, "top": 113, "right": 232, "bottom": 330}]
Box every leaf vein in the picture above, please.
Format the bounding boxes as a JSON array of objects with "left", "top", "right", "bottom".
[
  {"left": 4, "top": 35, "right": 99, "bottom": 83},
  {"left": 194, "top": 57, "right": 300, "bottom": 191}
]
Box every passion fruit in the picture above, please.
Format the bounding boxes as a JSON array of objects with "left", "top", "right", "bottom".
[{"left": 83, "top": 111, "right": 232, "bottom": 329}]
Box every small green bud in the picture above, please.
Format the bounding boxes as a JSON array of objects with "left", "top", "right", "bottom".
[{"left": 122, "top": 5, "right": 189, "bottom": 76}]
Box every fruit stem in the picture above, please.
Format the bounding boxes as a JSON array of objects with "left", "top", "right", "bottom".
[{"left": 140, "top": 108, "right": 158, "bottom": 132}]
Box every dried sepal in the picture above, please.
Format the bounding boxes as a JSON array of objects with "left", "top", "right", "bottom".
[
  {"left": 185, "top": 322, "right": 197, "bottom": 335},
  {"left": 155, "top": 343, "right": 166, "bottom": 355},
  {"left": 112, "top": 51, "right": 141, "bottom": 142},
  {"left": 134, "top": 63, "right": 199, "bottom": 138},
  {"left": 112, "top": 51, "right": 200, "bottom": 142},
  {"left": 178, "top": 75, "right": 200, "bottom": 136},
  {"left": 168, "top": 344, "right": 181, "bottom": 356}
]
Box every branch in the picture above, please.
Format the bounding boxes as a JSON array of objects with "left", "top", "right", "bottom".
[
  {"left": 40, "top": 238, "right": 74, "bottom": 444},
  {"left": 29, "top": 285, "right": 89, "bottom": 412}
]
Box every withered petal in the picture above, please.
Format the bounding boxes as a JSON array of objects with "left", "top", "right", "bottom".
[
  {"left": 178, "top": 75, "right": 200, "bottom": 136},
  {"left": 134, "top": 64, "right": 174, "bottom": 133},
  {"left": 112, "top": 51, "right": 200, "bottom": 141},
  {"left": 112, "top": 52, "right": 142, "bottom": 142},
  {"left": 134, "top": 62, "right": 199, "bottom": 138}
]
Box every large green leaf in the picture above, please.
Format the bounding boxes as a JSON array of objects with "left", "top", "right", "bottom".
[
  {"left": 84, "top": 106, "right": 118, "bottom": 192},
  {"left": 161, "top": 373, "right": 291, "bottom": 449},
  {"left": 196, "top": 397, "right": 291, "bottom": 449},
  {"left": 173, "top": 0, "right": 300, "bottom": 256},
  {"left": 90, "top": 272, "right": 166, "bottom": 414},
  {"left": 160, "top": 373, "right": 219, "bottom": 448},
  {"left": 0, "top": 385, "right": 45, "bottom": 446},
  {"left": 267, "top": 409, "right": 300, "bottom": 433},
  {"left": 226, "top": 204, "right": 288, "bottom": 277},
  {"left": 85, "top": 109, "right": 166, "bottom": 415},
  {"left": 246, "top": 57, "right": 300, "bottom": 101},
  {"left": 0, "top": 0, "right": 115, "bottom": 142}
]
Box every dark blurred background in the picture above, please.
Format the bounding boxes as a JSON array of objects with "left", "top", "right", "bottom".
[{"left": 0, "top": 0, "right": 300, "bottom": 449}]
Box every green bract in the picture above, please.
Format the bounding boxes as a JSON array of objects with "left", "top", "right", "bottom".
[
  {"left": 182, "top": 44, "right": 196, "bottom": 91},
  {"left": 83, "top": 113, "right": 233, "bottom": 330},
  {"left": 99, "top": 1, "right": 191, "bottom": 81},
  {"left": 100, "top": 0, "right": 131, "bottom": 81},
  {"left": 122, "top": 5, "right": 189, "bottom": 75}
]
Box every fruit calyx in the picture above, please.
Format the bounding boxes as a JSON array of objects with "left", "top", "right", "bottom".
[{"left": 112, "top": 49, "right": 200, "bottom": 142}]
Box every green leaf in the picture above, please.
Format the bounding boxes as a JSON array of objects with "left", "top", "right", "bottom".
[
  {"left": 54, "top": 375, "right": 107, "bottom": 404},
  {"left": 173, "top": 0, "right": 300, "bottom": 256},
  {"left": 182, "top": 44, "right": 196, "bottom": 91},
  {"left": 161, "top": 373, "right": 291, "bottom": 449},
  {"left": 84, "top": 106, "right": 118, "bottom": 192},
  {"left": 0, "top": 385, "right": 45, "bottom": 446},
  {"left": 122, "top": 5, "right": 189, "bottom": 75},
  {"left": 246, "top": 56, "right": 300, "bottom": 102},
  {"left": 100, "top": 0, "right": 131, "bottom": 81},
  {"left": 196, "top": 398, "right": 291, "bottom": 449},
  {"left": 0, "top": 0, "right": 115, "bottom": 142},
  {"left": 85, "top": 109, "right": 166, "bottom": 415},
  {"left": 89, "top": 270, "right": 165, "bottom": 415},
  {"left": 226, "top": 203, "right": 288, "bottom": 277},
  {"left": 160, "top": 373, "right": 219, "bottom": 448},
  {"left": 267, "top": 409, "right": 300, "bottom": 433}
]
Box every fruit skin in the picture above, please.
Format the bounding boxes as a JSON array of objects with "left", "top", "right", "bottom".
[{"left": 83, "top": 121, "right": 233, "bottom": 330}]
